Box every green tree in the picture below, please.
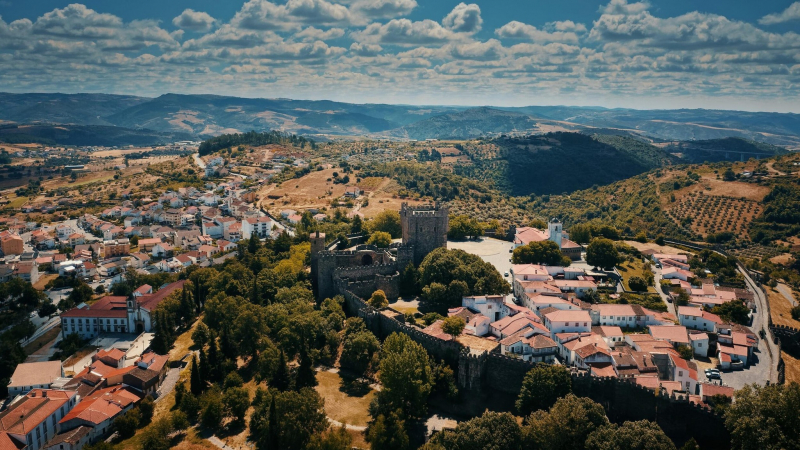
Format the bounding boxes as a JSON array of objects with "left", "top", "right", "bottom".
[
  {"left": 139, "top": 395, "right": 155, "bottom": 424},
  {"left": 272, "top": 351, "right": 291, "bottom": 391},
  {"left": 192, "top": 322, "right": 210, "bottom": 348},
  {"left": 171, "top": 411, "right": 190, "bottom": 433},
  {"left": 675, "top": 289, "right": 691, "bottom": 307},
  {"left": 512, "top": 240, "right": 567, "bottom": 266},
  {"left": 569, "top": 224, "right": 592, "bottom": 244},
  {"left": 628, "top": 276, "right": 647, "bottom": 292},
  {"left": 725, "top": 383, "right": 800, "bottom": 450},
  {"left": 441, "top": 316, "right": 465, "bottom": 338},
  {"left": 585, "top": 420, "right": 675, "bottom": 450},
  {"left": 367, "top": 231, "right": 392, "bottom": 248},
  {"left": 516, "top": 364, "right": 572, "bottom": 416},
  {"left": 179, "top": 392, "right": 200, "bottom": 422},
  {"left": 427, "top": 411, "right": 522, "bottom": 450},
  {"left": 712, "top": 301, "right": 751, "bottom": 325},
  {"left": 376, "top": 332, "right": 434, "bottom": 419},
  {"left": 223, "top": 386, "right": 250, "bottom": 425},
  {"left": 419, "top": 248, "right": 509, "bottom": 312},
  {"left": 351, "top": 214, "right": 363, "bottom": 234},
  {"left": 113, "top": 409, "right": 141, "bottom": 438},
  {"left": 366, "top": 410, "right": 410, "bottom": 450},
  {"left": 251, "top": 389, "right": 328, "bottom": 450},
  {"left": 201, "top": 388, "right": 224, "bottom": 431},
  {"left": 448, "top": 215, "right": 484, "bottom": 240},
  {"left": 139, "top": 417, "right": 174, "bottom": 450},
  {"left": 399, "top": 263, "right": 419, "bottom": 297},
  {"left": 586, "top": 238, "right": 620, "bottom": 270},
  {"left": 368, "top": 210, "right": 402, "bottom": 238},
  {"left": 340, "top": 330, "right": 380, "bottom": 378},
  {"left": 523, "top": 394, "right": 609, "bottom": 450},
  {"left": 368, "top": 290, "right": 388, "bottom": 309},
  {"left": 307, "top": 425, "right": 353, "bottom": 450},
  {"left": 295, "top": 348, "right": 317, "bottom": 390},
  {"left": 190, "top": 355, "right": 203, "bottom": 395},
  {"left": 723, "top": 168, "right": 736, "bottom": 181}
]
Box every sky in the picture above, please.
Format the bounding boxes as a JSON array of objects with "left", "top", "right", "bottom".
[{"left": 1, "top": 0, "right": 799, "bottom": 112}]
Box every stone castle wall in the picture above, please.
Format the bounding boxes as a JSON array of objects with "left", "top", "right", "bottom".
[{"left": 342, "top": 289, "right": 729, "bottom": 449}]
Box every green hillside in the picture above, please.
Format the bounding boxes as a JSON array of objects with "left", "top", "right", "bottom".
[{"left": 454, "top": 132, "right": 678, "bottom": 196}]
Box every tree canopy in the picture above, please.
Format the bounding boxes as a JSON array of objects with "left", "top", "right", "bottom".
[
  {"left": 585, "top": 420, "right": 676, "bottom": 450},
  {"left": 512, "top": 240, "right": 571, "bottom": 266},
  {"left": 375, "top": 332, "right": 434, "bottom": 419},
  {"left": 725, "top": 383, "right": 800, "bottom": 450},
  {"left": 448, "top": 215, "right": 484, "bottom": 240},
  {"left": 516, "top": 364, "right": 573, "bottom": 416},
  {"left": 586, "top": 238, "right": 621, "bottom": 270}
]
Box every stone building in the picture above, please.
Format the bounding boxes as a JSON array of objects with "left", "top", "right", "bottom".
[{"left": 310, "top": 202, "right": 448, "bottom": 301}]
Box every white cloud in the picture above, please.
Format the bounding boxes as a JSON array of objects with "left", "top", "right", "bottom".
[
  {"left": 599, "top": 0, "right": 650, "bottom": 16},
  {"left": 547, "top": 20, "right": 587, "bottom": 33},
  {"left": 293, "top": 26, "right": 345, "bottom": 42},
  {"left": 442, "top": 3, "right": 482, "bottom": 34},
  {"left": 759, "top": 2, "right": 800, "bottom": 25},
  {"left": 349, "top": 42, "right": 382, "bottom": 56},
  {"left": 350, "top": 0, "right": 417, "bottom": 19},
  {"left": 172, "top": 9, "right": 216, "bottom": 32},
  {"left": 352, "top": 18, "right": 458, "bottom": 45},
  {"left": 495, "top": 21, "right": 580, "bottom": 44}
]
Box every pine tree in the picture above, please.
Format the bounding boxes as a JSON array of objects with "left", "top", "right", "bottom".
[
  {"left": 248, "top": 236, "right": 261, "bottom": 254},
  {"left": 252, "top": 275, "right": 259, "bottom": 304},
  {"left": 268, "top": 394, "right": 280, "bottom": 449},
  {"left": 295, "top": 347, "right": 317, "bottom": 390},
  {"left": 190, "top": 354, "right": 203, "bottom": 395},
  {"left": 272, "top": 351, "right": 290, "bottom": 391}
]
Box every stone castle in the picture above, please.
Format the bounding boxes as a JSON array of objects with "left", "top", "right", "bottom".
[{"left": 310, "top": 202, "right": 448, "bottom": 301}]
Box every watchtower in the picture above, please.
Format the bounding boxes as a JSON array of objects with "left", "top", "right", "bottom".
[
  {"left": 400, "top": 202, "right": 449, "bottom": 266},
  {"left": 310, "top": 231, "right": 326, "bottom": 294}
]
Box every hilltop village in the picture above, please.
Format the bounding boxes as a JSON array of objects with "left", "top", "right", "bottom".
[{"left": 0, "top": 138, "right": 796, "bottom": 450}]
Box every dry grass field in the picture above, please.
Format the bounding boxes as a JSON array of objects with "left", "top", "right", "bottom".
[
  {"left": 259, "top": 168, "right": 347, "bottom": 212},
  {"left": 767, "top": 286, "right": 799, "bottom": 328},
  {"left": 315, "top": 370, "right": 375, "bottom": 428},
  {"left": 782, "top": 352, "right": 800, "bottom": 384},
  {"left": 622, "top": 240, "right": 690, "bottom": 255}
]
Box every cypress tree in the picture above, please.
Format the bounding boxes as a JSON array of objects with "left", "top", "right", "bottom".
[
  {"left": 199, "top": 346, "right": 210, "bottom": 383},
  {"left": 268, "top": 394, "right": 279, "bottom": 449},
  {"left": 190, "top": 354, "right": 203, "bottom": 395},
  {"left": 272, "top": 351, "right": 290, "bottom": 391},
  {"left": 295, "top": 347, "right": 317, "bottom": 390},
  {"left": 207, "top": 336, "right": 220, "bottom": 382}
]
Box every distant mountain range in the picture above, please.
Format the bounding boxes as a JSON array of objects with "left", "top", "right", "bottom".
[{"left": 0, "top": 92, "right": 799, "bottom": 149}]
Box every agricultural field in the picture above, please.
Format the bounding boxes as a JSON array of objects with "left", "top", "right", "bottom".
[{"left": 668, "top": 193, "right": 762, "bottom": 240}]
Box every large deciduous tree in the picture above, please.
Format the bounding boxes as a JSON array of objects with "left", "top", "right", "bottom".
[
  {"left": 725, "top": 383, "right": 800, "bottom": 450},
  {"left": 376, "top": 332, "right": 434, "bottom": 419},
  {"left": 512, "top": 240, "right": 570, "bottom": 266},
  {"left": 516, "top": 364, "right": 572, "bottom": 416},
  {"left": 523, "top": 394, "right": 609, "bottom": 450},
  {"left": 586, "top": 238, "right": 620, "bottom": 270},
  {"left": 585, "top": 420, "right": 675, "bottom": 450}
]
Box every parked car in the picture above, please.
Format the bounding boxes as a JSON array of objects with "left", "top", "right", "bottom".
[
  {"left": 504, "top": 272, "right": 509, "bottom": 277},
  {"left": 705, "top": 369, "right": 721, "bottom": 379}
]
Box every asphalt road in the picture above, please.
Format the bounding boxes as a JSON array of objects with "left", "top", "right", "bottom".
[{"left": 653, "top": 269, "right": 677, "bottom": 317}]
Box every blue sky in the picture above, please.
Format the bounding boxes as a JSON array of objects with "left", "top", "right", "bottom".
[{"left": 1, "top": 0, "right": 799, "bottom": 112}]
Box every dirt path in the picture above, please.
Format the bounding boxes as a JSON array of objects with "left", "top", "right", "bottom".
[
  {"left": 777, "top": 283, "right": 797, "bottom": 307},
  {"left": 766, "top": 161, "right": 786, "bottom": 177}
]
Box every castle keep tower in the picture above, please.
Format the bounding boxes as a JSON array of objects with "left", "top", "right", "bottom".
[{"left": 400, "top": 202, "right": 449, "bottom": 266}]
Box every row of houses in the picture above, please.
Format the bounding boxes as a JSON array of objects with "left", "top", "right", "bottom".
[{"left": 2, "top": 347, "right": 170, "bottom": 450}]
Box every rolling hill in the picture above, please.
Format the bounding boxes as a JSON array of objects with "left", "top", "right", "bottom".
[
  {"left": 0, "top": 92, "right": 799, "bottom": 149},
  {"left": 662, "top": 138, "right": 789, "bottom": 163},
  {"left": 453, "top": 132, "right": 681, "bottom": 196},
  {"left": 385, "top": 107, "right": 542, "bottom": 140},
  {"left": 0, "top": 123, "right": 193, "bottom": 147}
]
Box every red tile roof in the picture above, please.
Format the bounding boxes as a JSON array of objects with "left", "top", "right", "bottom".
[
  {"left": 60, "top": 387, "right": 141, "bottom": 425},
  {"left": 136, "top": 280, "right": 186, "bottom": 312},
  {"left": 0, "top": 390, "right": 75, "bottom": 435}
]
